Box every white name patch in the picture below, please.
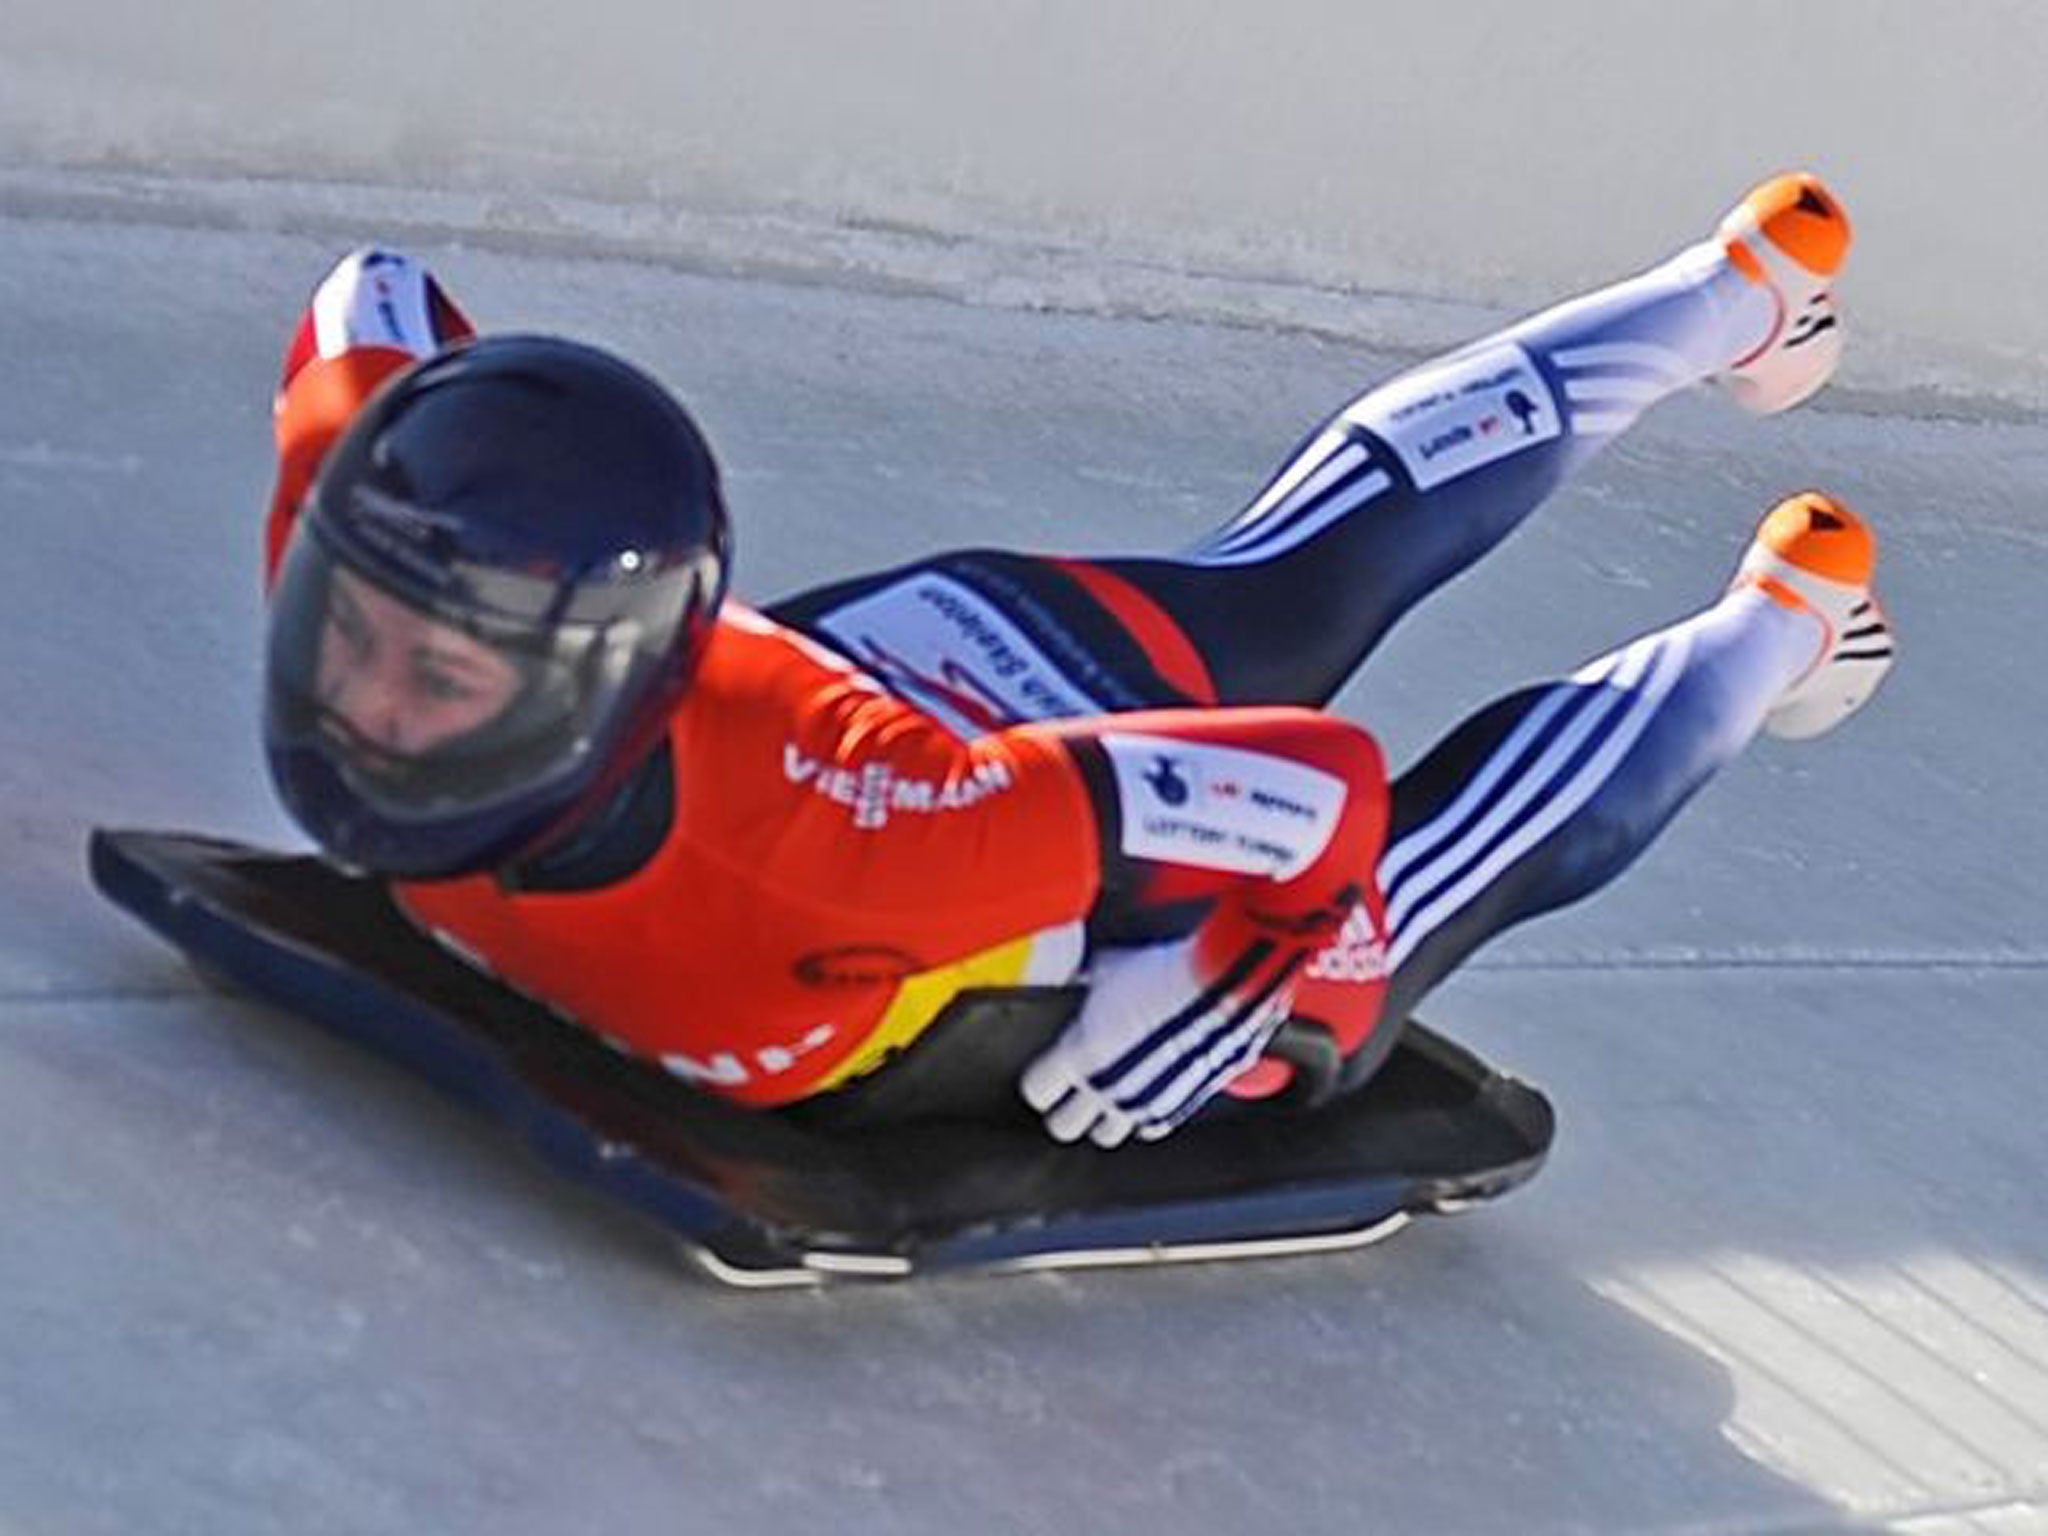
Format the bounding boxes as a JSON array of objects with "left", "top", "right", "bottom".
[
  {"left": 1343, "top": 341, "right": 1560, "bottom": 491},
  {"left": 816, "top": 573, "right": 1105, "bottom": 739},
  {"left": 1101, "top": 734, "right": 1347, "bottom": 879}
]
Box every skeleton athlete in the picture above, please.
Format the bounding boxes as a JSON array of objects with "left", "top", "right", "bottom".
[{"left": 261, "top": 173, "right": 1895, "bottom": 1146}]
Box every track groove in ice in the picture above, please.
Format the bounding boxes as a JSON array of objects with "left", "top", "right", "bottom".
[
  {"left": 1471, "top": 950, "right": 2048, "bottom": 973},
  {"left": 1, "top": 985, "right": 204, "bottom": 1007}
]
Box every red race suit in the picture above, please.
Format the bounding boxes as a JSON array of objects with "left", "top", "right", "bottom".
[{"left": 265, "top": 262, "right": 1394, "bottom": 1107}]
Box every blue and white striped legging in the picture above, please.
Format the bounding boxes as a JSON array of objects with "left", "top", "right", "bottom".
[{"left": 771, "top": 239, "right": 1819, "bottom": 1064}]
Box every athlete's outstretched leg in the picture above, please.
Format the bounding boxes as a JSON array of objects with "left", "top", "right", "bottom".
[
  {"left": 1339, "top": 494, "right": 1894, "bottom": 1088},
  {"left": 1075, "top": 174, "right": 1852, "bottom": 707},
  {"left": 771, "top": 176, "right": 1851, "bottom": 733}
]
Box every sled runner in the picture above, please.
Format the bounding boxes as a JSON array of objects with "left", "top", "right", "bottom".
[{"left": 88, "top": 828, "right": 1553, "bottom": 1285}]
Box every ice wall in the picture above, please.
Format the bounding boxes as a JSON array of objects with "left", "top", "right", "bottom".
[{"left": 4, "top": 1, "right": 2042, "bottom": 404}]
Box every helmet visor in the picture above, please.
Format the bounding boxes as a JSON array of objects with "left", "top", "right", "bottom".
[{"left": 267, "top": 525, "right": 643, "bottom": 827}]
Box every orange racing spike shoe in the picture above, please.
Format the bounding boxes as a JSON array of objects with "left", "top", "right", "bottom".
[
  {"left": 1734, "top": 492, "right": 1896, "bottom": 738},
  {"left": 1715, "top": 173, "right": 1853, "bottom": 414}
]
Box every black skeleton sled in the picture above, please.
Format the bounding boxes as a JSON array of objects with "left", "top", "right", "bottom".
[{"left": 89, "top": 829, "right": 1553, "bottom": 1285}]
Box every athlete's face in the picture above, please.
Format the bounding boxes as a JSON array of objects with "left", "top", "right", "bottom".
[{"left": 314, "top": 567, "right": 523, "bottom": 757}]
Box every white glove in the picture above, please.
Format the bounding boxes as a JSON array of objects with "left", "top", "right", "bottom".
[{"left": 1019, "top": 937, "right": 1295, "bottom": 1148}]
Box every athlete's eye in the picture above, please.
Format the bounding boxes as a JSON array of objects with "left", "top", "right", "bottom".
[
  {"left": 330, "top": 599, "right": 374, "bottom": 661},
  {"left": 415, "top": 665, "right": 478, "bottom": 704}
]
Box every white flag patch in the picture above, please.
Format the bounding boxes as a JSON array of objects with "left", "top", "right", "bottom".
[
  {"left": 1100, "top": 734, "right": 1347, "bottom": 878},
  {"left": 1343, "top": 341, "right": 1560, "bottom": 491}
]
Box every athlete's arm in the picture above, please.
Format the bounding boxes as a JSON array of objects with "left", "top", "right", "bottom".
[
  {"left": 264, "top": 248, "right": 473, "bottom": 583},
  {"left": 1016, "top": 706, "right": 1390, "bottom": 1146}
]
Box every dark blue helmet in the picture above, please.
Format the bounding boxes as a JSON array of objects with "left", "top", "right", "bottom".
[{"left": 265, "top": 335, "right": 730, "bottom": 878}]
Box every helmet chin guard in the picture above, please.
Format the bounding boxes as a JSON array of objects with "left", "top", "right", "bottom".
[{"left": 265, "top": 336, "right": 730, "bottom": 878}]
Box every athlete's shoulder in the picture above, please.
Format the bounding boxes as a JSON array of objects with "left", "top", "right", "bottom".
[
  {"left": 686, "top": 604, "right": 888, "bottom": 734},
  {"left": 686, "top": 603, "right": 1028, "bottom": 773},
  {"left": 673, "top": 603, "right": 1096, "bottom": 886},
  {"left": 701, "top": 603, "right": 878, "bottom": 685}
]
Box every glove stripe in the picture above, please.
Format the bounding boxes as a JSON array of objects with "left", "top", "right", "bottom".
[
  {"left": 1127, "top": 1003, "right": 1273, "bottom": 1121},
  {"left": 1091, "top": 939, "right": 1276, "bottom": 1091},
  {"left": 1117, "top": 948, "right": 1305, "bottom": 1115}
]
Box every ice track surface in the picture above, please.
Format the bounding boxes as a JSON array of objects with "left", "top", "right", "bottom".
[{"left": 4, "top": 190, "right": 2045, "bottom": 1536}]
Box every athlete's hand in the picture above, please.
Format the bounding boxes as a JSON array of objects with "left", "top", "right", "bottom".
[{"left": 1020, "top": 937, "right": 1295, "bottom": 1148}]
